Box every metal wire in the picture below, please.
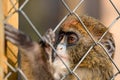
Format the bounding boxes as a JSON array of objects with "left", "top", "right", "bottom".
[
  {"left": 2, "top": 0, "right": 120, "bottom": 80},
  {"left": 53, "top": 0, "right": 85, "bottom": 32},
  {"left": 109, "top": 0, "right": 120, "bottom": 16}
]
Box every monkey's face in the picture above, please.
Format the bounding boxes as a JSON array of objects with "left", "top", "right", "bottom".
[{"left": 52, "top": 19, "right": 91, "bottom": 70}]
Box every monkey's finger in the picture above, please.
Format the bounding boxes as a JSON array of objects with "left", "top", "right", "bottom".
[
  {"left": 5, "top": 30, "right": 18, "bottom": 42},
  {"left": 4, "top": 23, "right": 19, "bottom": 34},
  {"left": 48, "top": 28, "right": 55, "bottom": 43},
  {"left": 6, "top": 36, "right": 20, "bottom": 46},
  {"left": 45, "top": 28, "right": 55, "bottom": 44},
  {"left": 4, "top": 24, "right": 22, "bottom": 45},
  {"left": 5, "top": 26, "right": 21, "bottom": 40},
  {"left": 5, "top": 29, "right": 26, "bottom": 47},
  {"left": 45, "top": 34, "right": 52, "bottom": 43}
]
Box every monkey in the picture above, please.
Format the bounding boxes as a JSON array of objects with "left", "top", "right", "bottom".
[
  {"left": 4, "top": 15, "right": 115, "bottom": 80},
  {"left": 51, "top": 15, "right": 115, "bottom": 80}
]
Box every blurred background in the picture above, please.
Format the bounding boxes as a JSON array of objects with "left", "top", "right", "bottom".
[{"left": 19, "top": 0, "right": 120, "bottom": 79}]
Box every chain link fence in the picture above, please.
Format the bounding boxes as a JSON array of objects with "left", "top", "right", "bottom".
[{"left": 1, "top": 0, "right": 120, "bottom": 80}]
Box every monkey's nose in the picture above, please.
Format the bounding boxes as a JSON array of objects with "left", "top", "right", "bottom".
[
  {"left": 57, "top": 43, "right": 66, "bottom": 51},
  {"left": 57, "top": 46, "right": 63, "bottom": 51},
  {"left": 56, "top": 43, "right": 67, "bottom": 55},
  {"left": 60, "top": 47, "right": 63, "bottom": 50}
]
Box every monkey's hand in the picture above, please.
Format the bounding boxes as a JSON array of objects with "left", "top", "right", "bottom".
[
  {"left": 4, "top": 23, "right": 34, "bottom": 50},
  {"left": 42, "top": 28, "right": 55, "bottom": 62},
  {"left": 43, "top": 28, "right": 55, "bottom": 45},
  {"left": 4, "top": 23, "right": 42, "bottom": 60}
]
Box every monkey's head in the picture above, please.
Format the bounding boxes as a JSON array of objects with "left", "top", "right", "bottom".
[
  {"left": 52, "top": 16, "right": 94, "bottom": 70},
  {"left": 52, "top": 15, "right": 115, "bottom": 71}
]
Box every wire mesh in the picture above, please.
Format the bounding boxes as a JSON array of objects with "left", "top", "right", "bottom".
[{"left": 2, "top": 0, "right": 120, "bottom": 80}]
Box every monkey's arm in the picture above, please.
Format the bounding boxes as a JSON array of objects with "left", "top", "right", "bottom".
[{"left": 4, "top": 24, "right": 54, "bottom": 80}]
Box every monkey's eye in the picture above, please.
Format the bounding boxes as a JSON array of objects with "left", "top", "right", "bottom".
[{"left": 67, "top": 34, "right": 78, "bottom": 45}]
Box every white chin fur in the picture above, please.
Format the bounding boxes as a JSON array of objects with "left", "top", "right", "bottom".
[{"left": 53, "top": 56, "right": 69, "bottom": 80}]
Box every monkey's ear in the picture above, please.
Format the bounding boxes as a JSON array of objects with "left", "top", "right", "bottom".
[
  {"left": 102, "top": 39, "right": 115, "bottom": 58},
  {"left": 4, "top": 23, "right": 33, "bottom": 49}
]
